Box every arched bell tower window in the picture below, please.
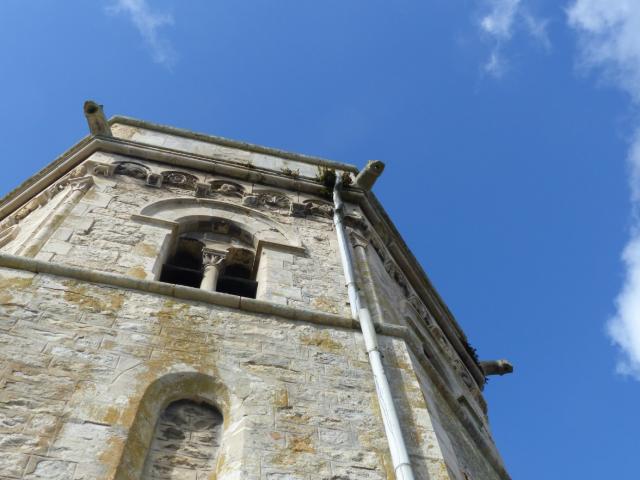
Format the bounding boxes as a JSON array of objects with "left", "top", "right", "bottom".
[{"left": 159, "top": 219, "right": 258, "bottom": 298}]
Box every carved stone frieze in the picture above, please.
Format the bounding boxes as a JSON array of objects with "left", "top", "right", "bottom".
[
  {"left": 302, "top": 199, "right": 333, "bottom": 218},
  {"left": 210, "top": 180, "right": 244, "bottom": 198},
  {"left": 161, "top": 171, "right": 198, "bottom": 190},
  {"left": 114, "top": 161, "right": 149, "bottom": 180},
  {"left": 243, "top": 191, "right": 290, "bottom": 210},
  {"left": 146, "top": 173, "right": 163, "bottom": 188},
  {"left": 88, "top": 162, "right": 115, "bottom": 177},
  {"left": 348, "top": 229, "right": 369, "bottom": 249},
  {"left": 0, "top": 224, "right": 19, "bottom": 248},
  {"left": 289, "top": 203, "right": 307, "bottom": 218},
  {"left": 344, "top": 212, "right": 368, "bottom": 231},
  {"left": 0, "top": 166, "right": 90, "bottom": 230},
  {"left": 407, "top": 294, "right": 430, "bottom": 323},
  {"left": 429, "top": 323, "right": 483, "bottom": 405},
  {"left": 195, "top": 182, "right": 210, "bottom": 198}
]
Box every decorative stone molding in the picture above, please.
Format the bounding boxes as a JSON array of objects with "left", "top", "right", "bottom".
[
  {"left": 348, "top": 229, "right": 369, "bottom": 250},
  {"left": 86, "top": 161, "right": 115, "bottom": 177},
  {"left": 289, "top": 202, "right": 307, "bottom": 218},
  {"left": 114, "top": 161, "right": 149, "bottom": 179},
  {"left": 302, "top": 199, "right": 333, "bottom": 218},
  {"left": 407, "top": 294, "right": 430, "bottom": 323},
  {"left": 289, "top": 199, "right": 333, "bottom": 218},
  {"left": 202, "top": 249, "right": 226, "bottom": 268},
  {"left": 344, "top": 212, "right": 368, "bottom": 231},
  {"left": 135, "top": 197, "right": 305, "bottom": 254},
  {"left": 241, "top": 195, "right": 259, "bottom": 207},
  {"left": 210, "top": 180, "right": 244, "bottom": 197},
  {"left": 145, "top": 173, "right": 163, "bottom": 188},
  {"left": 161, "top": 171, "right": 198, "bottom": 190},
  {"left": 195, "top": 182, "right": 210, "bottom": 198},
  {"left": 245, "top": 190, "right": 291, "bottom": 210},
  {"left": 429, "top": 323, "right": 486, "bottom": 414},
  {"left": 201, "top": 248, "right": 226, "bottom": 291},
  {"left": 0, "top": 224, "right": 19, "bottom": 248},
  {"left": 0, "top": 165, "right": 90, "bottom": 231},
  {"left": 67, "top": 175, "right": 94, "bottom": 193},
  {"left": 17, "top": 175, "right": 94, "bottom": 257}
]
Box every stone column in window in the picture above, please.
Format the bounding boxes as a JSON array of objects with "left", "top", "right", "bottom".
[{"left": 201, "top": 249, "right": 225, "bottom": 291}]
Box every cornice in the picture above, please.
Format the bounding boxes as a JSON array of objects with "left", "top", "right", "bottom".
[
  {"left": 0, "top": 135, "right": 95, "bottom": 219},
  {"left": 109, "top": 116, "right": 359, "bottom": 173}
]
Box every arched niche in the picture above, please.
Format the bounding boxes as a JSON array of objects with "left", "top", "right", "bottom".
[
  {"left": 141, "top": 399, "right": 223, "bottom": 479},
  {"left": 113, "top": 372, "right": 233, "bottom": 480}
]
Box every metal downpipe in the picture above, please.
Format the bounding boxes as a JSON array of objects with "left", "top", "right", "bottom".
[{"left": 332, "top": 175, "right": 416, "bottom": 480}]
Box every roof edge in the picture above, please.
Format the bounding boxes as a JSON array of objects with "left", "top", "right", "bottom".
[
  {"left": 0, "top": 134, "right": 93, "bottom": 212},
  {"left": 109, "top": 116, "right": 359, "bottom": 173}
]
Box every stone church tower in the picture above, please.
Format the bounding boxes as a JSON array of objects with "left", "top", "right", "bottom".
[{"left": 0, "top": 102, "right": 512, "bottom": 480}]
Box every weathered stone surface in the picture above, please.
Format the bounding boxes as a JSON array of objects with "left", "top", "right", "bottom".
[
  {"left": 141, "top": 400, "right": 223, "bottom": 479},
  {"left": 0, "top": 118, "right": 508, "bottom": 480}
]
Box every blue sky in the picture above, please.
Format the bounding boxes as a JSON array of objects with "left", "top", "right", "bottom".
[{"left": 0, "top": 1, "right": 638, "bottom": 478}]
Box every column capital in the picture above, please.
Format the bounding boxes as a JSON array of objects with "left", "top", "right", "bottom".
[
  {"left": 348, "top": 229, "right": 369, "bottom": 249},
  {"left": 202, "top": 249, "right": 226, "bottom": 268},
  {"left": 66, "top": 176, "right": 94, "bottom": 193}
]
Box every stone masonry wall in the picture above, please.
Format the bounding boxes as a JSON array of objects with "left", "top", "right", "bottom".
[
  {"left": 1, "top": 152, "right": 350, "bottom": 317},
  {"left": 0, "top": 265, "right": 456, "bottom": 480},
  {"left": 0, "top": 131, "right": 508, "bottom": 479}
]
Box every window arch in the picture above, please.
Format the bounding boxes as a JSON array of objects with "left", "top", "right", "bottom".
[
  {"left": 141, "top": 399, "right": 223, "bottom": 479},
  {"left": 135, "top": 198, "right": 306, "bottom": 301}
]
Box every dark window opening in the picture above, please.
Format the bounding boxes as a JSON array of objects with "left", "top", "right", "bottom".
[
  {"left": 159, "top": 264, "right": 202, "bottom": 288},
  {"left": 216, "top": 263, "right": 256, "bottom": 298},
  {"left": 216, "top": 276, "right": 257, "bottom": 298},
  {"left": 159, "top": 238, "right": 204, "bottom": 288}
]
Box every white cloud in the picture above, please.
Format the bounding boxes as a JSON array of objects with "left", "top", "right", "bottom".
[
  {"left": 478, "top": 0, "right": 549, "bottom": 77},
  {"left": 568, "top": 0, "right": 640, "bottom": 379},
  {"left": 484, "top": 50, "right": 507, "bottom": 78},
  {"left": 107, "top": 0, "right": 176, "bottom": 68},
  {"left": 481, "top": 0, "right": 520, "bottom": 39}
]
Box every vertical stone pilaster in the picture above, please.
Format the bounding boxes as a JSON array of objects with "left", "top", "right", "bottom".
[
  {"left": 18, "top": 176, "right": 94, "bottom": 258},
  {"left": 255, "top": 245, "right": 296, "bottom": 305}
]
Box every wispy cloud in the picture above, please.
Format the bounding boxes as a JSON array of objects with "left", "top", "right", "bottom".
[
  {"left": 107, "top": 0, "right": 176, "bottom": 68},
  {"left": 568, "top": 0, "right": 640, "bottom": 379},
  {"left": 478, "top": 0, "right": 550, "bottom": 77}
]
